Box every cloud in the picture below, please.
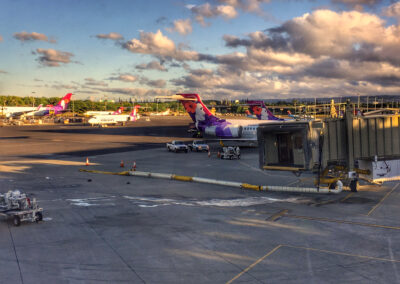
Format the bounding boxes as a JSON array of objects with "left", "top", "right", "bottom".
[
  {"left": 265, "top": 10, "right": 400, "bottom": 65},
  {"left": 332, "top": 0, "right": 382, "bottom": 10},
  {"left": 166, "top": 19, "right": 193, "bottom": 35},
  {"left": 0, "top": 35, "right": 2, "bottom": 42},
  {"left": 383, "top": 2, "right": 400, "bottom": 18},
  {"left": 121, "top": 30, "right": 202, "bottom": 61},
  {"left": 0, "top": 70, "right": 8, "bottom": 74},
  {"left": 189, "top": 3, "right": 238, "bottom": 26},
  {"left": 108, "top": 74, "right": 138, "bottom": 82},
  {"left": 168, "top": 8, "right": 400, "bottom": 98},
  {"left": 84, "top": 78, "right": 108, "bottom": 87},
  {"left": 135, "top": 60, "right": 167, "bottom": 71},
  {"left": 139, "top": 77, "right": 167, "bottom": 88},
  {"left": 14, "top": 31, "right": 55, "bottom": 43},
  {"left": 91, "top": 87, "right": 173, "bottom": 98},
  {"left": 95, "top": 32, "right": 124, "bottom": 40},
  {"left": 34, "top": 48, "right": 74, "bottom": 67}
]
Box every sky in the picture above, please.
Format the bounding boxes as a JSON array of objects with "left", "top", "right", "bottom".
[{"left": 0, "top": 0, "right": 400, "bottom": 101}]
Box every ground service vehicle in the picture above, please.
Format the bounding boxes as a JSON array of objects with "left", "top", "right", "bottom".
[
  {"left": 188, "top": 140, "right": 209, "bottom": 152},
  {"left": 166, "top": 141, "right": 189, "bottom": 152},
  {"left": 219, "top": 146, "right": 241, "bottom": 159},
  {"left": 0, "top": 190, "right": 43, "bottom": 226}
]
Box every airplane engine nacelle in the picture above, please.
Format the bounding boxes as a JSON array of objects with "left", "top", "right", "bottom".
[{"left": 204, "top": 125, "right": 242, "bottom": 138}]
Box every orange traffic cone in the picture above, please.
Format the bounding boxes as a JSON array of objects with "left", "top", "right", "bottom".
[
  {"left": 131, "top": 161, "right": 136, "bottom": 171},
  {"left": 120, "top": 160, "right": 125, "bottom": 167},
  {"left": 85, "top": 157, "right": 89, "bottom": 166},
  {"left": 217, "top": 151, "right": 221, "bottom": 158}
]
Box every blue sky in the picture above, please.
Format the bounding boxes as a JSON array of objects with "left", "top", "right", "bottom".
[{"left": 0, "top": 0, "right": 399, "bottom": 100}]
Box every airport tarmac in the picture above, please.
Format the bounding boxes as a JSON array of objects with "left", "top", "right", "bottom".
[{"left": 0, "top": 117, "right": 400, "bottom": 283}]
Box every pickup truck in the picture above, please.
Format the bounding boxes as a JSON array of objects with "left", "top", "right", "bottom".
[
  {"left": 166, "top": 140, "right": 189, "bottom": 153},
  {"left": 188, "top": 140, "right": 209, "bottom": 152}
]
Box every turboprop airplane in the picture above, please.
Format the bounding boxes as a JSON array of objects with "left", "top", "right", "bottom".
[
  {"left": 88, "top": 105, "right": 140, "bottom": 126},
  {"left": 1, "top": 104, "right": 43, "bottom": 118},
  {"left": 84, "top": 107, "right": 124, "bottom": 117},
  {"left": 25, "top": 93, "right": 72, "bottom": 117},
  {"left": 164, "top": 94, "right": 284, "bottom": 140}
]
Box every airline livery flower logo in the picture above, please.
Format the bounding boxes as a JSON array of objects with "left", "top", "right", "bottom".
[
  {"left": 252, "top": 106, "right": 262, "bottom": 116},
  {"left": 183, "top": 101, "right": 197, "bottom": 113}
]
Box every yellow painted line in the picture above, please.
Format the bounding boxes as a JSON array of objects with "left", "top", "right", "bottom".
[
  {"left": 226, "top": 245, "right": 282, "bottom": 284},
  {"left": 340, "top": 192, "right": 354, "bottom": 202},
  {"left": 286, "top": 214, "right": 400, "bottom": 230},
  {"left": 367, "top": 183, "right": 400, "bottom": 216},
  {"left": 285, "top": 245, "right": 400, "bottom": 263}
]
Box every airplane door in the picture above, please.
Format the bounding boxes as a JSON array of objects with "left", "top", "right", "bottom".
[{"left": 277, "top": 133, "right": 293, "bottom": 165}]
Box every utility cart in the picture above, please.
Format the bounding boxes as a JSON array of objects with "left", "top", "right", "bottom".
[
  {"left": 0, "top": 190, "right": 43, "bottom": 226},
  {"left": 219, "top": 146, "right": 241, "bottom": 160}
]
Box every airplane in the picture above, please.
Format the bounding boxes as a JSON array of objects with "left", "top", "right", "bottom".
[
  {"left": 150, "top": 108, "right": 170, "bottom": 116},
  {"left": 165, "top": 94, "right": 284, "bottom": 141},
  {"left": 24, "top": 93, "right": 73, "bottom": 117},
  {"left": 1, "top": 104, "right": 43, "bottom": 118},
  {"left": 88, "top": 105, "right": 140, "bottom": 126},
  {"left": 84, "top": 107, "right": 124, "bottom": 117}
]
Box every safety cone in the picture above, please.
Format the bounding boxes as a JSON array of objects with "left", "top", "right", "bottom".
[
  {"left": 120, "top": 160, "right": 125, "bottom": 167},
  {"left": 131, "top": 161, "right": 136, "bottom": 171},
  {"left": 208, "top": 151, "right": 211, "bottom": 158},
  {"left": 217, "top": 151, "right": 221, "bottom": 158},
  {"left": 85, "top": 157, "right": 89, "bottom": 166}
]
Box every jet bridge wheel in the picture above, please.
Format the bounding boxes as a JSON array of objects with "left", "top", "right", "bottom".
[{"left": 13, "top": 215, "right": 21, "bottom": 227}]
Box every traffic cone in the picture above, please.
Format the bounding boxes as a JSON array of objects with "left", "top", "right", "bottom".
[
  {"left": 85, "top": 157, "right": 89, "bottom": 166},
  {"left": 208, "top": 151, "right": 211, "bottom": 158},
  {"left": 131, "top": 161, "right": 136, "bottom": 171},
  {"left": 120, "top": 160, "right": 124, "bottom": 167},
  {"left": 217, "top": 151, "right": 221, "bottom": 158}
]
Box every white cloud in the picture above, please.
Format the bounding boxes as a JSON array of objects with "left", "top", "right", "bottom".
[
  {"left": 96, "top": 32, "right": 124, "bottom": 40},
  {"left": 35, "top": 48, "right": 74, "bottom": 67},
  {"left": 383, "top": 2, "right": 400, "bottom": 18},
  {"left": 14, "top": 31, "right": 55, "bottom": 43},
  {"left": 109, "top": 74, "right": 138, "bottom": 83},
  {"left": 189, "top": 3, "right": 238, "bottom": 26},
  {"left": 166, "top": 19, "right": 193, "bottom": 35},
  {"left": 135, "top": 60, "right": 167, "bottom": 71},
  {"left": 122, "top": 30, "right": 200, "bottom": 61}
]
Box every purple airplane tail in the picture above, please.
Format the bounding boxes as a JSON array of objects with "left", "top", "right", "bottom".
[
  {"left": 177, "top": 94, "right": 225, "bottom": 129},
  {"left": 177, "top": 94, "right": 240, "bottom": 137},
  {"left": 247, "top": 101, "right": 284, "bottom": 121}
]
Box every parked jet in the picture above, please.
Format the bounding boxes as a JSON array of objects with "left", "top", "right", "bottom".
[
  {"left": 24, "top": 93, "right": 72, "bottom": 117},
  {"left": 84, "top": 107, "right": 124, "bottom": 117},
  {"left": 1, "top": 104, "right": 43, "bottom": 118},
  {"left": 88, "top": 105, "right": 140, "bottom": 126},
  {"left": 150, "top": 108, "right": 170, "bottom": 116},
  {"left": 169, "top": 94, "right": 282, "bottom": 140}
]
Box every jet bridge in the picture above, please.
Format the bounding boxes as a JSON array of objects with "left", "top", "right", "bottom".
[{"left": 258, "top": 105, "right": 400, "bottom": 188}]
